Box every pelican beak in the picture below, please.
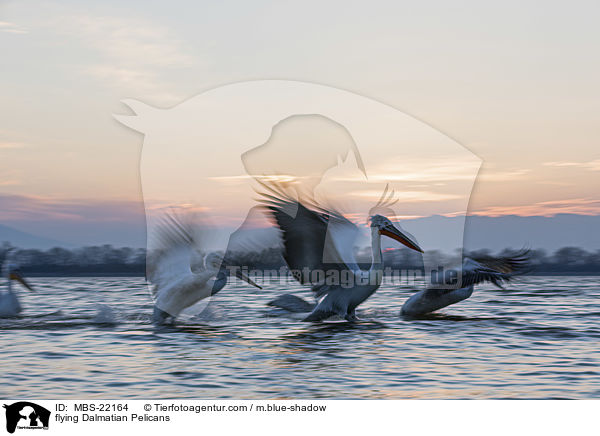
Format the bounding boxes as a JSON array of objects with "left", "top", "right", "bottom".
[
  {"left": 235, "top": 269, "right": 262, "bottom": 290},
  {"left": 9, "top": 270, "right": 34, "bottom": 291},
  {"left": 380, "top": 225, "right": 424, "bottom": 253}
]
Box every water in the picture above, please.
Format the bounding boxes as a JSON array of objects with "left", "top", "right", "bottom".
[{"left": 1, "top": 276, "right": 599, "bottom": 399}]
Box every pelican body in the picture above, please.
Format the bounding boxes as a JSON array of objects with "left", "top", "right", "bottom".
[
  {"left": 260, "top": 184, "right": 423, "bottom": 322},
  {"left": 0, "top": 253, "right": 34, "bottom": 318},
  {"left": 302, "top": 220, "right": 420, "bottom": 322},
  {"left": 401, "top": 253, "right": 530, "bottom": 317},
  {"left": 147, "top": 213, "right": 261, "bottom": 324}
]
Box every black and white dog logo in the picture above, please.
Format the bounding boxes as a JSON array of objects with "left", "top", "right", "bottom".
[{"left": 3, "top": 402, "right": 50, "bottom": 434}]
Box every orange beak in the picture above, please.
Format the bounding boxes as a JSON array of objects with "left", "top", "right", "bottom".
[
  {"left": 380, "top": 226, "right": 424, "bottom": 253},
  {"left": 10, "top": 271, "right": 34, "bottom": 291}
]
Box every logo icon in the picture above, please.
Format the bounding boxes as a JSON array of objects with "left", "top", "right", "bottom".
[{"left": 3, "top": 402, "right": 50, "bottom": 434}]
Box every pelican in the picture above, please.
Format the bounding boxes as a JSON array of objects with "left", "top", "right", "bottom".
[
  {"left": 260, "top": 183, "right": 423, "bottom": 322},
  {"left": 146, "top": 212, "right": 262, "bottom": 324},
  {"left": 401, "top": 251, "right": 530, "bottom": 317},
  {"left": 0, "top": 250, "right": 34, "bottom": 318}
]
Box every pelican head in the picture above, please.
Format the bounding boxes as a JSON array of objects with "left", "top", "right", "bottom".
[
  {"left": 3, "top": 249, "right": 33, "bottom": 291},
  {"left": 369, "top": 215, "right": 423, "bottom": 253},
  {"left": 3, "top": 260, "right": 34, "bottom": 292}
]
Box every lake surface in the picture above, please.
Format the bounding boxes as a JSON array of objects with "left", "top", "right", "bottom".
[{"left": 1, "top": 276, "right": 599, "bottom": 399}]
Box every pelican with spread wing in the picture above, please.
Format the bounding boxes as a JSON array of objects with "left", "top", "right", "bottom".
[
  {"left": 401, "top": 251, "right": 530, "bottom": 317},
  {"left": 260, "top": 183, "right": 423, "bottom": 322},
  {"left": 147, "top": 212, "right": 262, "bottom": 324},
  {"left": 0, "top": 250, "right": 34, "bottom": 318}
]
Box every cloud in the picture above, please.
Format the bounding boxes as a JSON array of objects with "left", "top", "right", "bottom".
[
  {"left": 363, "top": 167, "right": 529, "bottom": 183},
  {"left": 325, "top": 156, "right": 488, "bottom": 184},
  {"left": 83, "top": 65, "right": 182, "bottom": 103},
  {"left": 208, "top": 174, "right": 306, "bottom": 185},
  {"left": 470, "top": 198, "right": 600, "bottom": 217},
  {"left": 0, "top": 167, "right": 22, "bottom": 187},
  {"left": 351, "top": 189, "right": 461, "bottom": 202},
  {"left": 477, "top": 169, "right": 531, "bottom": 181},
  {"left": 585, "top": 161, "right": 600, "bottom": 171},
  {"left": 332, "top": 165, "right": 475, "bottom": 183},
  {"left": 0, "top": 141, "right": 26, "bottom": 150},
  {"left": 0, "top": 194, "right": 144, "bottom": 222},
  {"left": 0, "top": 21, "right": 28, "bottom": 34},
  {"left": 66, "top": 14, "right": 195, "bottom": 67},
  {"left": 543, "top": 160, "right": 600, "bottom": 171},
  {"left": 51, "top": 13, "right": 201, "bottom": 103}
]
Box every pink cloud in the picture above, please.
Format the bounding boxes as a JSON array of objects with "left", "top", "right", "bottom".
[
  {"left": 0, "top": 194, "right": 145, "bottom": 222},
  {"left": 469, "top": 198, "right": 600, "bottom": 217}
]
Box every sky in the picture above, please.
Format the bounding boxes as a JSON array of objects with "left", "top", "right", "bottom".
[{"left": 1, "top": 0, "right": 599, "bottom": 247}]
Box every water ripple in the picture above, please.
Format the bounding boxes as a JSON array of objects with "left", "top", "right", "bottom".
[{"left": 1, "top": 276, "right": 599, "bottom": 399}]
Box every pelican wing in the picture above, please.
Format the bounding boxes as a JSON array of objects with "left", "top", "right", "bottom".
[
  {"left": 432, "top": 251, "right": 531, "bottom": 289},
  {"left": 146, "top": 212, "right": 203, "bottom": 293},
  {"left": 258, "top": 183, "right": 360, "bottom": 286}
]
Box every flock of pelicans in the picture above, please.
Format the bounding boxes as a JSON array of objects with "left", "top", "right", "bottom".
[{"left": 0, "top": 183, "right": 529, "bottom": 324}]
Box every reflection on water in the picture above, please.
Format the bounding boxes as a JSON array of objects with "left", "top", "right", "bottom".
[{"left": 1, "top": 276, "right": 599, "bottom": 399}]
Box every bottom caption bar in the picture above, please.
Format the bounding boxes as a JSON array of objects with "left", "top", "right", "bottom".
[{"left": 0, "top": 400, "right": 595, "bottom": 435}]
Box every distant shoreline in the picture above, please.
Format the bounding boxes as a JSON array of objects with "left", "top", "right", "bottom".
[{"left": 4, "top": 244, "right": 599, "bottom": 278}]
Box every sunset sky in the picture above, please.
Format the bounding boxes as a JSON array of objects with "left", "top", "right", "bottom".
[{"left": 1, "top": 0, "right": 599, "bottom": 246}]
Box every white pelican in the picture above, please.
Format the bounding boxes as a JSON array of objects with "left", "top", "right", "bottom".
[
  {"left": 147, "top": 212, "right": 262, "bottom": 324},
  {"left": 260, "top": 183, "right": 423, "bottom": 322},
  {"left": 0, "top": 250, "right": 34, "bottom": 318},
  {"left": 401, "top": 251, "right": 530, "bottom": 317}
]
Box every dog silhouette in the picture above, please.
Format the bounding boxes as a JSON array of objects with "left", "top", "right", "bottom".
[{"left": 3, "top": 402, "right": 50, "bottom": 434}]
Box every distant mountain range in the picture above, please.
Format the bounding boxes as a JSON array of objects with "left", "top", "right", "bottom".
[
  {"left": 0, "top": 224, "right": 72, "bottom": 249},
  {"left": 1, "top": 213, "right": 598, "bottom": 252},
  {"left": 402, "top": 213, "right": 600, "bottom": 252},
  {"left": 463, "top": 214, "right": 600, "bottom": 252}
]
